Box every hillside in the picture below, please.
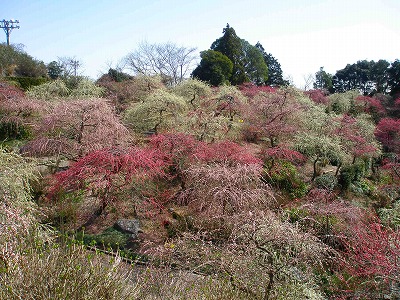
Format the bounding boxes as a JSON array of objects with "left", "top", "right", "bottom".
[{"left": 0, "top": 73, "right": 399, "bottom": 299}]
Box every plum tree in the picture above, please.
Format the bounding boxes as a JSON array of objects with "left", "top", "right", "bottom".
[
  {"left": 22, "top": 98, "right": 130, "bottom": 160},
  {"left": 47, "top": 146, "right": 169, "bottom": 229},
  {"left": 124, "top": 89, "right": 187, "bottom": 135}
]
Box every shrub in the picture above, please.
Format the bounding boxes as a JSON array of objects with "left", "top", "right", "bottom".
[
  {"left": 265, "top": 161, "right": 308, "bottom": 199},
  {"left": 0, "top": 120, "right": 31, "bottom": 140},
  {"left": 82, "top": 227, "right": 132, "bottom": 250},
  {"left": 339, "top": 163, "right": 367, "bottom": 190},
  {"left": 314, "top": 173, "right": 338, "bottom": 191},
  {"left": 5, "top": 76, "right": 48, "bottom": 90},
  {"left": 179, "top": 163, "right": 274, "bottom": 217},
  {"left": 0, "top": 241, "right": 137, "bottom": 300}
]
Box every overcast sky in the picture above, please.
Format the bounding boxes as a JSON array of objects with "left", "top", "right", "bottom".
[{"left": 2, "top": 0, "right": 400, "bottom": 87}]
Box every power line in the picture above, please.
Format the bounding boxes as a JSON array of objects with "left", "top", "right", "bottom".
[{"left": 0, "top": 19, "right": 20, "bottom": 46}]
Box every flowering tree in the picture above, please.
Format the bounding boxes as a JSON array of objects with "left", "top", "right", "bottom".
[
  {"left": 260, "top": 146, "right": 306, "bottom": 170},
  {"left": 334, "top": 114, "right": 380, "bottom": 163},
  {"left": 171, "top": 78, "right": 212, "bottom": 108},
  {"left": 295, "top": 133, "right": 344, "bottom": 180},
  {"left": 0, "top": 81, "right": 25, "bottom": 100},
  {"left": 150, "top": 134, "right": 262, "bottom": 188},
  {"left": 355, "top": 95, "right": 386, "bottom": 118},
  {"left": 238, "top": 83, "right": 276, "bottom": 98},
  {"left": 97, "top": 74, "right": 164, "bottom": 112},
  {"left": 22, "top": 98, "right": 130, "bottom": 160},
  {"left": 375, "top": 117, "right": 400, "bottom": 154},
  {"left": 0, "top": 150, "right": 40, "bottom": 267},
  {"left": 340, "top": 222, "right": 400, "bottom": 298},
  {"left": 179, "top": 85, "right": 245, "bottom": 142},
  {"left": 241, "top": 88, "right": 299, "bottom": 146},
  {"left": 26, "top": 79, "right": 104, "bottom": 100},
  {"left": 163, "top": 211, "right": 331, "bottom": 299},
  {"left": 178, "top": 163, "right": 273, "bottom": 217},
  {"left": 48, "top": 147, "right": 169, "bottom": 229},
  {"left": 124, "top": 89, "right": 187, "bottom": 134},
  {"left": 304, "top": 89, "right": 329, "bottom": 105},
  {"left": 0, "top": 92, "right": 44, "bottom": 142}
]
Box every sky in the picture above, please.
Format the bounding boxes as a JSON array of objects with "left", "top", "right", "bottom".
[{"left": 2, "top": 0, "right": 400, "bottom": 87}]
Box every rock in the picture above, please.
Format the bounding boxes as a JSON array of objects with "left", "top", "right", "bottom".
[{"left": 113, "top": 219, "right": 141, "bottom": 239}]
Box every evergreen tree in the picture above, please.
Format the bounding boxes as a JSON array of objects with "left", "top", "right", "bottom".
[
  {"left": 255, "top": 42, "right": 287, "bottom": 86},
  {"left": 211, "top": 24, "right": 248, "bottom": 85},
  {"left": 314, "top": 67, "right": 333, "bottom": 92},
  {"left": 191, "top": 50, "right": 233, "bottom": 86},
  {"left": 241, "top": 40, "right": 268, "bottom": 85}
]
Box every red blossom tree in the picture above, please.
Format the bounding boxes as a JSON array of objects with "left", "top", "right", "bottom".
[
  {"left": 374, "top": 117, "right": 400, "bottom": 154},
  {"left": 240, "top": 88, "right": 299, "bottom": 146},
  {"left": 260, "top": 146, "right": 306, "bottom": 169},
  {"left": 355, "top": 95, "right": 386, "bottom": 117},
  {"left": 335, "top": 114, "right": 379, "bottom": 163},
  {"left": 304, "top": 89, "right": 329, "bottom": 105},
  {"left": 381, "top": 155, "right": 400, "bottom": 181},
  {"left": 193, "top": 140, "right": 262, "bottom": 166},
  {"left": 149, "top": 134, "right": 261, "bottom": 167},
  {"left": 238, "top": 82, "right": 276, "bottom": 98},
  {"left": 339, "top": 222, "right": 400, "bottom": 298},
  {"left": 48, "top": 147, "right": 170, "bottom": 229}
]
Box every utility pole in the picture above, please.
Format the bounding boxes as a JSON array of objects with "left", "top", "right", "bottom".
[
  {"left": 0, "top": 19, "right": 20, "bottom": 45},
  {"left": 70, "top": 59, "right": 81, "bottom": 77}
]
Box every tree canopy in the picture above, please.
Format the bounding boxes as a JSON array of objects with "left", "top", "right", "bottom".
[
  {"left": 0, "top": 43, "right": 47, "bottom": 77},
  {"left": 332, "top": 59, "right": 399, "bottom": 96},
  {"left": 255, "top": 42, "right": 287, "bottom": 86},
  {"left": 192, "top": 24, "right": 287, "bottom": 87},
  {"left": 124, "top": 41, "right": 197, "bottom": 86},
  {"left": 191, "top": 50, "right": 233, "bottom": 86},
  {"left": 210, "top": 24, "right": 247, "bottom": 85}
]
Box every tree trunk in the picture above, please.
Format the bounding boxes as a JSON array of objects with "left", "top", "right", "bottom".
[{"left": 312, "top": 158, "right": 319, "bottom": 181}]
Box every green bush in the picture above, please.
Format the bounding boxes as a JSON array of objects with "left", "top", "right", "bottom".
[
  {"left": 314, "top": 173, "right": 338, "bottom": 191},
  {"left": 266, "top": 161, "right": 308, "bottom": 199},
  {"left": 338, "top": 162, "right": 367, "bottom": 190},
  {"left": 82, "top": 227, "right": 131, "bottom": 250},
  {"left": 350, "top": 179, "right": 375, "bottom": 196},
  {"left": 0, "top": 121, "right": 31, "bottom": 140},
  {"left": 5, "top": 76, "right": 48, "bottom": 90}
]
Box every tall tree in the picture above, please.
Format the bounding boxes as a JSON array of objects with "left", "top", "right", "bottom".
[
  {"left": 210, "top": 24, "right": 248, "bottom": 85},
  {"left": 124, "top": 41, "right": 197, "bottom": 86},
  {"left": 191, "top": 50, "right": 233, "bottom": 86},
  {"left": 387, "top": 59, "right": 400, "bottom": 97},
  {"left": 255, "top": 42, "right": 287, "bottom": 86},
  {"left": 332, "top": 60, "right": 392, "bottom": 95},
  {"left": 47, "top": 61, "right": 63, "bottom": 79},
  {"left": 241, "top": 40, "right": 268, "bottom": 85},
  {"left": 370, "top": 59, "right": 390, "bottom": 94},
  {"left": 314, "top": 67, "right": 333, "bottom": 92}
]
